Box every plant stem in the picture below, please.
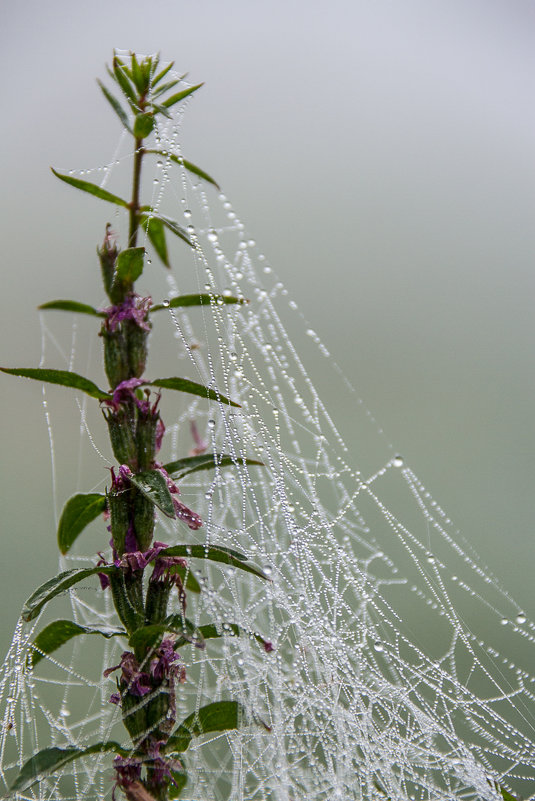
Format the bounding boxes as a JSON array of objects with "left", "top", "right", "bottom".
[{"left": 129, "top": 139, "right": 144, "bottom": 247}]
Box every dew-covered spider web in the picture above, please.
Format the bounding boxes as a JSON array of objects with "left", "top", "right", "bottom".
[{"left": 1, "top": 59, "right": 534, "bottom": 801}]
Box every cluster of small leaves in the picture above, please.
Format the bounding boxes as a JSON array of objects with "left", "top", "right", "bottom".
[{"left": 2, "top": 52, "right": 269, "bottom": 801}]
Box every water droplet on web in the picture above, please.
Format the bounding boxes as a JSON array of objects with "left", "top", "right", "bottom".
[
  {"left": 235, "top": 271, "right": 243, "bottom": 280},
  {"left": 263, "top": 565, "right": 273, "bottom": 576},
  {"left": 392, "top": 455, "right": 404, "bottom": 467},
  {"left": 162, "top": 299, "right": 170, "bottom": 307},
  {"left": 183, "top": 209, "right": 192, "bottom": 219},
  {"left": 516, "top": 614, "right": 526, "bottom": 625},
  {"left": 207, "top": 230, "right": 217, "bottom": 243},
  {"left": 374, "top": 641, "right": 384, "bottom": 652},
  {"left": 208, "top": 419, "right": 216, "bottom": 429},
  {"left": 500, "top": 618, "right": 508, "bottom": 626}
]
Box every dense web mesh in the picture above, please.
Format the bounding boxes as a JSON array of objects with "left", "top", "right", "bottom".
[{"left": 1, "top": 59, "right": 534, "bottom": 801}]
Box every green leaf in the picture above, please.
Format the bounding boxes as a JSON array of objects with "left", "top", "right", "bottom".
[
  {"left": 133, "top": 112, "right": 155, "bottom": 139},
  {"left": 159, "top": 545, "right": 269, "bottom": 581},
  {"left": 168, "top": 768, "right": 188, "bottom": 799},
  {"left": 129, "top": 469, "right": 175, "bottom": 518},
  {"left": 58, "top": 492, "right": 107, "bottom": 554},
  {"left": 166, "top": 700, "right": 244, "bottom": 754},
  {"left": 112, "top": 56, "right": 139, "bottom": 109},
  {"left": 149, "top": 377, "right": 240, "bottom": 408},
  {"left": 0, "top": 368, "right": 110, "bottom": 400},
  {"left": 150, "top": 293, "right": 246, "bottom": 312},
  {"left": 151, "top": 102, "right": 173, "bottom": 120},
  {"left": 38, "top": 299, "right": 104, "bottom": 317},
  {"left": 152, "top": 60, "right": 175, "bottom": 87},
  {"left": 151, "top": 78, "right": 180, "bottom": 98},
  {"left": 30, "top": 620, "right": 125, "bottom": 668},
  {"left": 174, "top": 564, "right": 201, "bottom": 594},
  {"left": 9, "top": 741, "right": 125, "bottom": 794},
  {"left": 163, "top": 454, "right": 264, "bottom": 480},
  {"left": 97, "top": 80, "right": 132, "bottom": 133},
  {"left": 141, "top": 215, "right": 170, "bottom": 267},
  {"left": 145, "top": 149, "right": 219, "bottom": 189},
  {"left": 22, "top": 566, "right": 115, "bottom": 622},
  {"left": 129, "top": 617, "right": 203, "bottom": 653},
  {"left": 174, "top": 622, "right": 270, "bottom": 652},
  {"left": 115, "top": 246, "right": 145, "bottom": 285},
  {"left": 130, "top": 53, "right": 145, "bottom": 94},
  {"left": 51, "top": 169, "right": 129, "bottom": 207},
  {"left": 156, "top": 213, "right": 193, "bottom": 247},
  {"left": 161, "top": 83, "right": 204, "bottom": 109}
]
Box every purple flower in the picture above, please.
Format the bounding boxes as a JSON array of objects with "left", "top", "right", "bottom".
[
  {"left": 102, "top": 293, "right": 152, "bottom": 333},
  {"left": 188, "top": 419, "right": 208, "bottom": 456},
  {"left": 112, "top": 755, "right": 143, "bottom": 800},
  {"left": 156, "top": 466, "right": 203, "bottom": 530},
  {"left": 117, "top": 541, "right": 169, "bottom": 572},
  {"left": 96, "top": 552, "right": 110, "bottom": 590},
  {"left": 150, "top": 555, "right": 188, "bottom": 583},
  {"left": 149, "top": 639, "right": 181, "bottom": 682},
  {"left": 104, "top": 651, "right": 152, "bottom": 697},
  {"left": 155, "top": 418, "right": 165, "bottom": 453}
]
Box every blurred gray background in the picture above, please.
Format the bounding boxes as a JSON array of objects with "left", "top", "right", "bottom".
[{"left": 0, "top": 0, "right": 533, "bottom": 658}]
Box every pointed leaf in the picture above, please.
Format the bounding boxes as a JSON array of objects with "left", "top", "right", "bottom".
[
  {"left": 129, "top": 469, "right": 175, "bottom": 518},
  {"left": 174, "top": 564, "right": 201, "bottom": 594},
  {"left": 58, "top": 492, "right": 107, "bottom": 554},
  {"left": 161, "top": 83, "right": 203, "bottom": 109},
  {"left": 168, "top": 768, "right": 188, "bottom": 799},
  {"left": 149, "top": 377, "right": 240, "bottom": 408},
  {"left": 130, "top": 53, "right": 145, "bottom": 94},
  {"left": 112, "top": 56, "right": 139, "bottom": 109},
  {"left": 0, "top": 368, "right": 110, "bottom": 400},
  {"left": 157, "top": 213, "right": 193, "bottom": 247},
  {"left": 145, "top": 149, "right": 219, "bottom": 189},
  {"left": 150, "top": 294, "right": 246, "bottom": 312},
  {"left": 163, "top": 454, "right": 263, "bottom": 480},
  {"left": 141, "top": 215, "right": 170, "bottom": 268},
  {"left": 133, "top": 112, "right": 155, "bottom": 139},
  {"left": 166, "top": 701, "right": 244, "bottom": 754},
  {"left": 151, "top": 78, "right": 180, "bottom": 98},
  {"left": 97, "top": 80, "right": 132, "bottom": 133},
  {"left": 51, "top": 169, "right": 129, "bottom": 207},
  {"left": 22, "top": 566, "right": 115, "bottom": 622},
  {"left": 159, "top": 545, "right": 269, "bottom": 581},
  {"left": 174, "top": 622, "right": 270, "bottom": 652},
  {"left": 151, "top": 101, "right": 173, "bottom": 120},
  {"left": 9, "top": 741, "right": 125, "bottom": 794},
  {"left": 152, "top": 60, "right": 175, "bottom": 87},
  {"left": 30, "top": 620, "right": 125, "bottom": 668},
  {"left": 39, "top": 299, "right": 104, "bottom": 317},
  {"left": 115, "top": 246, "right": 145, "bottom": 285}
]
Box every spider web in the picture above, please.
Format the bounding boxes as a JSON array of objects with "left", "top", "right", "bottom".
[{"left": 1, "top": 60, "right": 534, "bottom": 801}]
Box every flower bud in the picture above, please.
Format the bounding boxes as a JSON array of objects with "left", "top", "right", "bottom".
[
  {"left": 105, "top": 407, "right": 138, "bottom": 466},
  {"left": 144, "top": 580, "right": 171, "bottom": 625},
  {"left": 133, "top": 490, "right": 155, "bottom": 551},
  {"left": 102, "top": 326, "right": 131, "bottom": 388},
  {"left": 98, "top": 224, "right": 118, "bottom": 299},
  {"left": 108, "top": 489, "right": 131, "bottom": 556},
  {"left": 125, "top": 319, "right": 149, "bottom": 379}
]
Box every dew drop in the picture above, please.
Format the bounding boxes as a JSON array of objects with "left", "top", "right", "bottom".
[
  {"left": 500, "top": 618, "right": 508, "bottom": 626},
  {"left": 374, "top": 641, "right": 384, "bottom": 652},
  {"left": 207, "top": 230, "right": 218, "bottom": 243},
  {"left": 392, "top": 455, "right": 404, "bottom": 467},
  {"left": 162, "top": 299, "right": 170, "bottom": 308},
  {"left": 183, "top": 209, "right": 192, "bottom": 219},
  {"left": 516, "top": 613, "right": 527, "bottom": 625},
  {"left": 207, "top": 419, "right": 216, "bottom": 429}
]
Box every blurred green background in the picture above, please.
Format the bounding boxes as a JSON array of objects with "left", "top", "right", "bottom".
[{"left": 0, "top": 0, "right": 533, "bottom": 659}]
